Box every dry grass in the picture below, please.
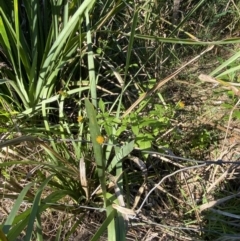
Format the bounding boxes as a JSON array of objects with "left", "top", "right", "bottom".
[
  {"left": 1, "top": 0, "right": 240, "bottom": 240},
  {"left": 1, "top": 90, "right": 240, "bottom": 240}
]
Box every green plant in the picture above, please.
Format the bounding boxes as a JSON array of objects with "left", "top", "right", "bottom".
[{"left": 1, "top": 0, "right": 240, "bottom": 240}]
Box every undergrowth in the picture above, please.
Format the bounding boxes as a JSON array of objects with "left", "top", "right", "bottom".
[{"left": 0, "top": 0, "right": 240, "bottom": 240}]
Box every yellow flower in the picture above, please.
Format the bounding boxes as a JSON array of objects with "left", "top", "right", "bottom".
[
  {"left": 77, "top": 116, "right": 83, "bottom": 122},
  {"left": 178, "top": 101, "right": 185, "bottom": 109},
  {"left": 96, "top": 135, "right": 104, "bottom": 144}
]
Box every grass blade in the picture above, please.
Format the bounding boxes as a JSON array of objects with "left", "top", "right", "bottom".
[
  {"left": 210, "top": 50, "right": 240, "bottom": 77},
  {"left": 85, "top": 10, "right": 97, "bottom": 107},
  {"left": 124, "top": 9, "right": 138, "bottom": 83},
  {"left": 85, "top": 98, "right": 105, "bottom": 194},
  {"left": 90, "top": 209, "right": 116, "bottom": 241},
  {"left": 13, "top": 0, "right": 21, "bottom": 81},
  {"left": 2, "top": 183, "right": 34, "bottom": 234},
  {"left": 37, "top": 0, "right": 96, "bottom": 100},
  {"left": 85, "top": 98, "right": 117, "bottom": 240},
  {"left": 24, "top": 175, "right": 54, "bottom": 241}
]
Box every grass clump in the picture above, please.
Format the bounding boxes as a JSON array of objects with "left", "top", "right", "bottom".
[{"left": 1, "top": 0, "right": 240, "bottom": 240}]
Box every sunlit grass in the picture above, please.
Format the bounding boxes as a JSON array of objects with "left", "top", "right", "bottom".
[{"left": 0, "top": 0, "right": 240, "bottom": 240}]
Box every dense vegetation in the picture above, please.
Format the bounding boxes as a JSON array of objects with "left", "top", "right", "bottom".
[{"left": 0, "top": 0, "right": 240, "bottom": 240}]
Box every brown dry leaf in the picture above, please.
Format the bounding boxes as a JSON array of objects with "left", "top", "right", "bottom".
[
  {"left": 199, "top": 192, "right": 240, "bottom": 212},
  {"left": 132, "top": 183, "right": 147, "bottom": 210},
  {"left": 79, "top": 157, "right": 89, "bottom": 200},
  {"left": 199, "top": 74, "right": 240, "bottom": 96},
  {"left": 112, "top": 203, "right": 136, "bottom": 218}
]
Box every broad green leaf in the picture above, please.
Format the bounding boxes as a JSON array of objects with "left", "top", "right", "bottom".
[{"left": 136, "top": 133, "right": 153, "bottom": 150}]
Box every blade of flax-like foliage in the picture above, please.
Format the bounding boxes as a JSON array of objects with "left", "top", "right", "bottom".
[
  {"left": 5, "top": 189, "right": 71, "bottom": 241},
  {"left": 2, "top": 183, "right": 34, "bottom": 234},
  {"left": 51, "top": 0, "right": 59, "bottom": 40},
  {"left": 24, "top": 175, "right": 54, "bottom": 241},
  {"left": 85, "top": 9, "right": 97, "bottom": 107},
  {"left": 109, "top": 142, "right": 135, "bottom": 240},
  {"left": 14, "top": 0, "right": 24, "bottom": 84},
  {"left": 115, "top": 7, "right": 139, "bottom": 122},
  {"left": 100, "top": 104, "right": 133, "bottom": 240},
  {"left": 63, "top": 0, "right": 69, "bottom": 28},
  {"left": 17, "top": 87, "right": 88, "bottom": 118},
  {"left": 116, "top": 8, "right": 139, "bottom": 119},
  {"left": 0, "top": 12, "right": 17, "bottom": 73},
  {"left": 38, "top": 0, "right": 95, "bottom": 148},
  {"left": 85, "top": 99, "right": 105, "bottom": 197},
  {"left": 0, "top": 7, "right": 30, "bottom": 107},
  {"left": 123, "top": 9, "right": 139, "bottom": 84},
  {"left": 38, "top": 0, "right": 95, "bottom": 101},
  {"left": 7, "top": 209, "right": 31, "bottom": 241},
  {"left": 0, "top": 79, "right": 29, "bottom": 108},
  {"left": 22, "top": 0, "right": 40, "bottom": 103},
  {"left": 35, "top": 213, "right": 43, "bottom": 241},
  {"left": 90, "top": 209, "right": 116, "bottom": 241},
  {"left": 14, "top": 0, "right": 30, "bottom": 101},
  {"left": 85, "top": 98, "right": 117, "bottom": 240},
  {"left": 1, "top": 0, "right": 44, "bottom": 107}
]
